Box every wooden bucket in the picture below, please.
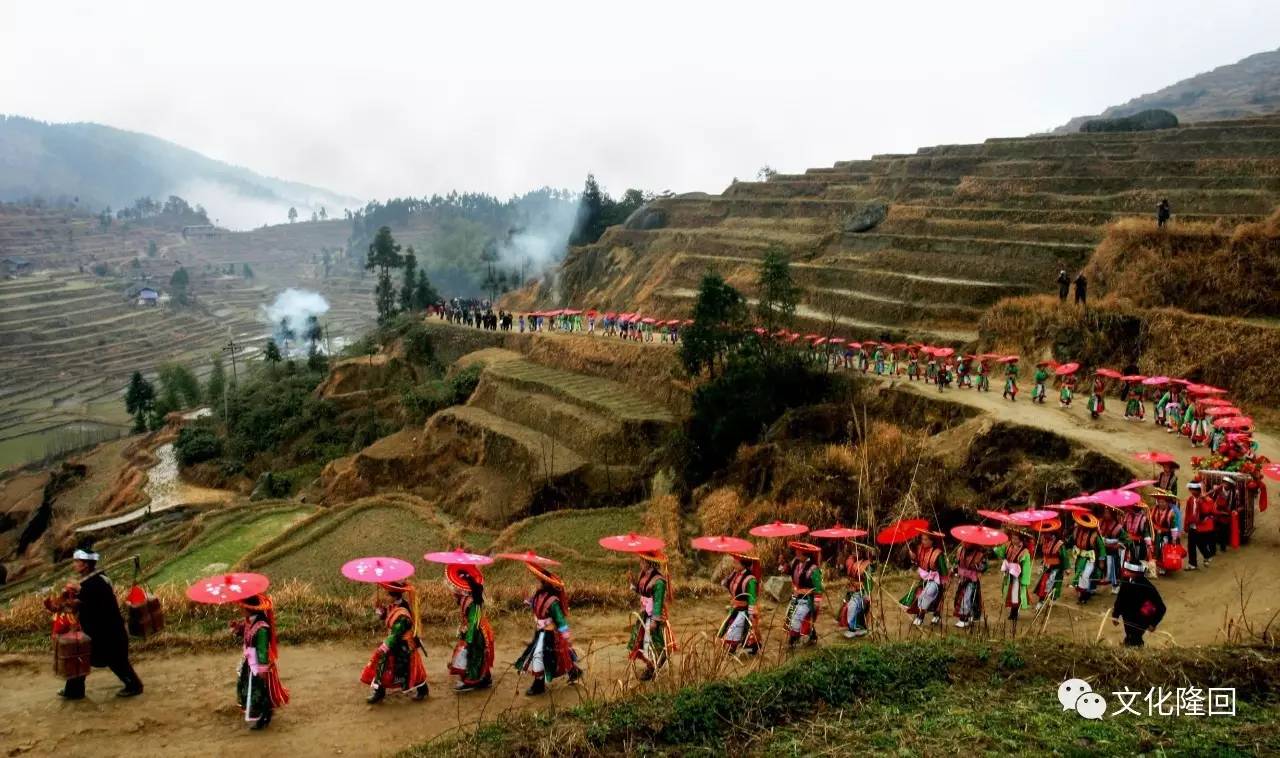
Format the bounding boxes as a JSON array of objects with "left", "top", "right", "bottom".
[
  {"left": 53, "top": 631, "right": 92, "bottom": 679},
  {"left": 127, "top": 591, "right": 165, "bottom": 638}
]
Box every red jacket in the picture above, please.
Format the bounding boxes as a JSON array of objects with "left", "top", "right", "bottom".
[{"left": 1185, "top": 495, "right": 1216, "bottom": 532}]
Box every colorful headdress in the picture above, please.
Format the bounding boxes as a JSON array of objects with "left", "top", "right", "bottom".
[
  {"left": 788, "top": 541, "right": 822, "bottom": 555},
  {"left": 1072, "top": 512, "right": 1100, "bottom": 529},
  {"left": 446, "top": 563, "right": 484, "bottom": 591}
]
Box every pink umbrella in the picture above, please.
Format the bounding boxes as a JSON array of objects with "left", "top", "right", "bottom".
[
  {"left": 1054, "top": 362, "right": 1079, "bottom": 376},
  {"left": 691, "top": 535, "right": 756, "bottom": 554},
  {"left": 1214, "top": 416, "right": 1253, "bottom": 430},
  {"left": 1133, "top": 451, "right": 1176, "bottom": 465},
  {"left": 1095, "top": 368, "right": 1123, "bottom": 379},
  {"left": 934, "top": 347, "right": 956, "bottom": 358},
  {"left": 495, "top": 551, "right": 561, "bottom": 566},
  {"left": 1263, "top": 463, "right": 1280, "bottom": 482},
  {"left": 641, "top": 317, "right": 657, "bottom": 325},
  {"left": 423, "top": 549, "right": 494, "bottom": 566},
  {"left": 342, "top": 556, "right": 416, "bottom": 583},
  {"left": 1093, "top": 489, "right": 1142, "bottom": 508},
  {"left": 1204, "top": 406, "right": 1241, "bottom": 418},
  {"left": 598, "top": 533, "right": 666, "bottom": 553},
  {"left": 1142, "top": 376, "right": 1170, "bottom": 386},
  {"left": 976, "top": 509, "right": 1011, "bottom": 523},
  {"left": 1008, "top": 509, "right": 1059, "bottom": 524},
  {"left": 749, "top": 521, "right": 810, "bottom": 538},
  {"left": 187, "top": 573, "right": 269, "bottom": 605},
  {"left": 1118, "top": 479, "right": 1157, "bottom": 491},
  {"left": 1121, "top": 375, "right": 1147, "bottom": 383},
  {"left": 1063, "top": 494, "right": 1102, "bottom": 506},
  {"left": 1047, "top": 502, "right": 1091, "bottom": 513},
  {"left": 1187, "top": 384, "right": 1228, "bottom": 395},
  {"left": 950, "top": 525, "right": 1008, "bottom": 546}
]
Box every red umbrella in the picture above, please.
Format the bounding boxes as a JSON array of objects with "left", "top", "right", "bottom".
[
  {"left": 598, "top": 533, "right": 666, "bottom": 553},
  {"left": 934, "top": 347, "right": 955, "bottom": 358},
  {"left": 494, "top": 551, "right": 561, "bottom": 566},
  {"left": 975, "top": 509, "right": 1011, "bottom": 523},
  {"left": 641, "top": 317, "right": 657, "bottom": 325},
  {"left": 1054, "top": 362, "right": 1080, "bottom": 376},
  {"left": 1133, "top": 451, "right": 1176, "bottom": 465},
  {"left": 1199, "top": 397, "right": 1231, "bottom": 407},
  {"left": 997, "top": 355, "right": 1019, "bottom": 364},
  {"left": 1093, "top": 489, "right": 1141, "bottom": 508},
  {"left": 422, "top": 549, "right": 494, "bottom": 566},
  {"left": 950, "top": 525, "right": 1008, "bottom": 546},
  {"left": 813, "top": 338, "right": 827, "bottom": 346},
  {"left": 848, "top": 341, "right": 862, "bottom": 349},
  {"left": 828, "top": 337, "right": 845, "bottom": 344},
  {"left": 810, "top": 526, "right": 869, "bottom": 539},
  {"left": 749, "top": 521, "right": 810, "bottom": 538},
  {"left": 875, "top": 518, "right": 929, "bottom": 545},
  {"left": 1263, "top": 463, "right": 1280, "bottom": 482},
  {"left": 1008, "top": 509, "right": 1059, "bottom": 525},
  {"left": 1214, "top": 416, "right": 1253, "bottom": 430},
  {"left": 1118, "top": 479, "right": 1157, "bottom": 491},
  {"left": 1205, "top": 406, "right": 1241, "bottom": 418},
  {"left": 1047, "top": 502, "right": 1091, "bottom": 513},
  {"left": 691, "top": 535, "right": 756, "bottom": 554},
  {"left": 1095, "top": 368, "right": 1123, "bottom": 379},
  {"left": 1187, "top": 384, "right": 1228, "bottom": 395},
  {"left": 341, "top": 556, "right": 416, "bottom": 583},
  {"left": 1121, "top": 375, "right": 1146, "bottom": 383},
  {"left": 1171, "top": 378, "right": 1192, "bottom": 386},
  {"left": 186, "top": 573, "right": 269, "bottom": 605},
  {"left": 1142, "top": 376, "right": 1170, "bottom": 386}
]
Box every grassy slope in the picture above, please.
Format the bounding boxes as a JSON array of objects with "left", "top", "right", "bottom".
[
  {"left": 148, "top": 506, "right": 313, "bottom": 586},
  {"left": 414, "top": 639, "right": 1280, "bottom": 757}
]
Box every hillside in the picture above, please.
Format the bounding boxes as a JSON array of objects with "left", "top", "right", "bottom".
[
  {"left": 1054, "top": 48, "right": 1280, "bottom": 133},
  {"left": 527, "top": 114, "right": 1280, "bottom": 344},
  {"left": 0, "top": 115, "right": 360, "bottom": 228}
]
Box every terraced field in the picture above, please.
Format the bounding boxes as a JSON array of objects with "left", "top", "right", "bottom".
[
  {"left": 147, "top": 505, "right": 314, "bottom": 587},
  {"left": 551, "top": 115, "right": 1280, "bottom": 344},
  {"left": 0, "top": 212, "right": 374, "bottom": 468}
]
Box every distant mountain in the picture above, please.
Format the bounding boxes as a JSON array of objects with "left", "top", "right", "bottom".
[
  {"left": 1052, "top": 48, "right": 1280, "bottom": 134},
  {"left": 0, "top": 115, "right": 361, "bottom": 228}
]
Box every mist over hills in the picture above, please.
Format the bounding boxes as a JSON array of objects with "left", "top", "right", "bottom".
[
  {"left": 0, "top": 115, "right": 361, "bottom": 229},
  {"left": 1053, "top": 47, "right": 1280, "bottom": 133}
]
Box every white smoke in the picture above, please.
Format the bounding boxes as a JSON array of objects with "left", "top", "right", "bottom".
[
  {"left": 261, "top": 288, "right": 330, "bottom": 350},
  {"left": 492, "top": 198, "right": 580, "bottom": 283}
]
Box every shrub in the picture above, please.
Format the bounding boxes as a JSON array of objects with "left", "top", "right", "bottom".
[
  {"left": 1081, "top": 108, "right": 1178, "bottom": 132},
  {"left": 174, "top": 425, "right": 222, "bottom": 466}
]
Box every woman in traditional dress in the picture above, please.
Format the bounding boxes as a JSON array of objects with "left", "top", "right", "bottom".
[
  {"left": 1059, "top": 374, "right": 1076, "bottom": 407},
  {"left": 907, "top": 350, "right": 921, "bottom": 381},
  {"left": 1071, "top": 512, "right": 1105, "bottom": 604},
  {"left": 1087, "top": 374, "right": 1107, "bottom": 419},
  {"left": 514, "top": 563, "right": 583, "bottom": 695},
  {"left": 717, "top": 553, "right": 761, "bottom": 654},
  {"left": 362, "top": 581, "right": 428, "bottom": 703},
  {"left": 235, "top": 594, "right": 289, "bottom": 730},
  {"left": 900, "top": 531, "right": 948, "bottom": 626},
  {"left": 997, "top": 531, "right": 1033, "bottom": 635},
  {"left": 1149, "top": 491, "right": 1182, "bottom": 575},
  {"left": 1001, "top": 358, "right": 1019, "bottom": 401},
  {"left": 446, "top": 564, "right": 494, "bottom": 692},
  {"left": 1124, "top": 380, "right": 1145, "bottom": 420},
  {"left": 1033, "top": 520, "right": 1069, "bottom": 610},
  {"left": 1032, "top": 363, "right": 1050, "bottom": 404},
  {"left": 837, "top": 546, "right": 874, "bottom": 638},
  {"left": 951, "top": 540, "right": 987, "bottom": 629},
  {"left": 1099, "top": 508, "right": 1126, "bottom": 593},
  {"left": 627, "top": 550, "right": 671, "bottom": 680},
  {"left": 781, "top": 541, "right": 824, "bottom": 646},
  {"left": 975, "top": 358, "right": 991, "bottom": 392}
]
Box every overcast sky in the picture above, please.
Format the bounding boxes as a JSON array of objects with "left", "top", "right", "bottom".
[{"left": 3, "top": 1, "right": 1277, "bottom": 204}]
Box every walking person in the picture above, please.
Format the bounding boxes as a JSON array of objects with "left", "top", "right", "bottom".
[
  {"left": 1184, "top": 481, "right": 1216, "bottom": 570},
  {"left": 1111, "top": 562, "right": 1166, "bottom": 647},
  {"left": 59, "top": 548, "right": 143, "bottom": 699}
]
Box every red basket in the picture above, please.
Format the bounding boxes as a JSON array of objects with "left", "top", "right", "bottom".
[{"left": 1160, "top": 543, "right": 1186, "bottom": 573}]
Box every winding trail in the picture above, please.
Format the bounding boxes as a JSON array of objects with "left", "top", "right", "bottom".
[{"left": 3, "top": 324, "right": 1278, "bottom": 756}]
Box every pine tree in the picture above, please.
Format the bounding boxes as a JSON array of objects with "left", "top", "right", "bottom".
[
  {"left": 680, "top": 272, "right": 747, "bottom": 377},
  {"left": 125, "top": 371, "right": 155, "bottom": 431},
  {"left": 366, "top": 226, "right": 405, "bottom": 324},
  {"left": 400, "top": 248, "right": 418, "bottom": 312},
  {"left": 264, "top": 339, "right": 282, "bottom": 365},
  {"left": 757, "top": 246, "right": 797, "bottom": 334}
]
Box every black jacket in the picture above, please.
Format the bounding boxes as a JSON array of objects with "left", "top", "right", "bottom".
[
  {"left": 78, "top": 573, "right": 129, "bottom": 665},
  {"left": 1111, "top": 574, "right": 1166, "bottom": 630}
]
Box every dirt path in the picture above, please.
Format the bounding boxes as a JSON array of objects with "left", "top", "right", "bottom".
[{"left": 875, "top": 373, "right": 1280, "bottom": 647}]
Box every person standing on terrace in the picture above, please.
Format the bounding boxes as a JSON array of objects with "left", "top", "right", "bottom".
[
  {"left": 1157, "top": 199, "right": 1172, "bottom": 228},
  {"left": 1073, "top": 272, "right": 1088, "bottom": 306},
  {"left": 1057, "top": 269, "right": 1070, "bottom": 302}
]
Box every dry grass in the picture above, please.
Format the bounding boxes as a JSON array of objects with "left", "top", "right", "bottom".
[
  {"left": 1086, "top": 211, "right": 1280, "bottom": 316},
  {"left": 978, "top": 294, "right": 1280, "bottom": 409}
]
